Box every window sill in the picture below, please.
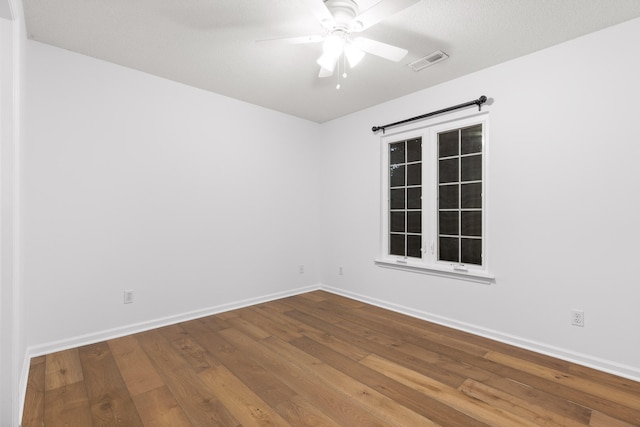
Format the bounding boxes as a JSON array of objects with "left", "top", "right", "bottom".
[{"left": 374, "top": 258, "right": 495, "bottom": 284}]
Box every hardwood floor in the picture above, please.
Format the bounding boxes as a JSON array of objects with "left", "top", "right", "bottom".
[{"left": 22, "top": 291, "right": 640, "bottom": 426}]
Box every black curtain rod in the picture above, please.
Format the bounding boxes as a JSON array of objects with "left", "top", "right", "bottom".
[{"left": 372, "top": 95, "right": 488, "bottom": 134}]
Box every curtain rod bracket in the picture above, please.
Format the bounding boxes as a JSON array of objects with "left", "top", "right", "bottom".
[{"left": 372, "top": 95, "right": 488, "bottom": 134}]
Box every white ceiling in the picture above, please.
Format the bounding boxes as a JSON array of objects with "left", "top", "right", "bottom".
[{"left": 22, "top": 0, "right": 640, "bottom": 123}]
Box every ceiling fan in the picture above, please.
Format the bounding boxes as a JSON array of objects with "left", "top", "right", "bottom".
[{"left": 261, "top": 0, "right": 420, "bottom": 79}]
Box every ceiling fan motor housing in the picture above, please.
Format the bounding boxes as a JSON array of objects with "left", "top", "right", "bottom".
[{"left": 325, "top": 0, "right": 360, "bottom": 28}]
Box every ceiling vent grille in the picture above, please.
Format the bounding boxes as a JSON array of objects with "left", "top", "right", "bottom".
[{"left": 408, "top": 50, "right": 449, "bottom": 71}]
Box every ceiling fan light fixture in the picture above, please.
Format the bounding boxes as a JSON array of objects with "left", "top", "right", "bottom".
[
  {"left": 344, "top": 44, "right": 365, "bottom": 68},
  {"left": 317, "top": 51, "right": 339, "bottom": 72},
  {"left": 322, "top": 33, "right": 345, "bottom": 57}
]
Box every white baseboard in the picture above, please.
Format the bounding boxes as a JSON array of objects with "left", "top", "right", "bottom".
[
  {"left": 321, "top": 285, "right": 640, "bottom": 383},
  {"left": 17, "top": 352, "right": 30, "bottom": 427},
  {"left": 26, "top": 284, "right": 321, "bottom": 359}
]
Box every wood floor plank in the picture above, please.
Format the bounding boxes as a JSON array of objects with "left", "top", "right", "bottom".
[
  {"left": 459, "top": 378, "right": 586, "bottom": 427},
  {"left": 226, "top": 314, "right": 271, "bottom": 340},
  {"left": 108, "top": 335, "right": 165, "bottom": 397},
  {"left": 262, "top": 334, "right": 443, "bottom": 427},
  {"left": 181, "top": 318, "right": 298, "bottom": 409},
  {"left": 43, "top": 381, "right": 93, "bottom": 427},
  {"left": 78, "top": 342, "right": 144, "bottom": 426},
  {"left": 199, "top": 364, "right": 291, "bottom": 426},
  {"left": 274, "top": 395, "right": 343, "bottom": 427},
  {"left": 485, "top": 350, "right": 640, "bottom": 411},
  {"left": 245, "top": 305, "right": 307, "bottom": 342},
  {"left": 131, "top": 385, "right": 192, "bottom": 427},
  {"left": 285, "top": 308, "right": 469, "bottom": 389},
  {"left": 468, "top": 369, "right": 593, "bottom": 425},
  {"left": 135, "top": 329, "right": 241, "bottom": 426},
  {"left": 290, "top": 334, "right": 487, "bottom": 427},
  {"left": 44, "top": 348, "right": 84, "bottom": 391},
  {"left": 157, "top": 323, "right": 220, "bottom": 373},
  {"left": 590, "top": 410, "right": 638, "bottom": 427},
  {"left": 22, "top": 291, "right": 640, "bottom": 427},
  {"left": 220, "top": 327, "right": 393, "bottom": 427},
  {"left": 361, "top": 354, "right": 541, "bottom": 427}
]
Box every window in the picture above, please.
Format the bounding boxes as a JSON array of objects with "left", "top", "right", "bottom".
[
  {"left": 389, "top": 138, "right": 422, "bottom": 258},
  {"left": 438, "top": 124, "right": 483, "bottom": 265},
  {"left": 377, "top": 114, "right": 493, "bottom": 282}
]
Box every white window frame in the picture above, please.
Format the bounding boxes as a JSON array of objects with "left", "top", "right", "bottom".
[{"left": 375, "top": 111, "right": 494, "bottom": 283}]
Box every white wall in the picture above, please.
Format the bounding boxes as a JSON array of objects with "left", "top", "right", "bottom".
[
  {"left": 22, "top": 41, "right": 322, "bottom": 353},
  {"left": 320, "top": 17, "right": 640, "bottom": 380}
]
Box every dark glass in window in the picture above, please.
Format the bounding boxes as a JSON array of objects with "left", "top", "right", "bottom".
[
  {"left": 439, "top": 158, "right": 458, "bottom": 183},
  {"left": 439, "top": 130, "right": 458, "bottom": 158},
  {"left": 461, "top": 125, "right": 482, "bottom": 154},
  {"left": 407, "top": 187, "right": 421, "bottom": 209},
  {"left": 407, "top": 211, "right": 421, "bottom": 233},
  {"left": 461, "top": 238, "right": 482, "bottom": 265},
  {"left": 461, "top": 211, "right": 482, "bottom": 236},
  {"left": 461, "top": 183, "right": 482, "bottom": 208},
  {"left": 461, "top": 155, "right": 482, "bottom": 181},
  {"left": 390, "top": 164, "right": 405, "bottom": 187},
  {"left": 390, "top": 142, "right": 405, "bottom": 165},
  {"left": 407, "top": 235, "right": 422, "bottom": 258},
  {"left": 407, "top": 138, "right": 422, "bottom": 162},
  {"left": 390, "top": 234, "right": 405, "bottom": 256},
  {"left": 439, "top": 184, "right": 458, "bottom": 209},
  {"left": 439, "top": 237, "right": 459, "bottom": 262},
  {"left": 407, "top": 163, "right": 421, "bottom": 186},
  {"left": 390, "top": 212, "right": 405, "bottom": 233},
  {"left": 390, "top": 189, "right": 405, "bottom": 209},
  {"left": 439, "top": 211, "right": 459, "bottom": 236}
]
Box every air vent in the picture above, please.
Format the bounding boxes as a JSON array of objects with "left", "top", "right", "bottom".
[{"left": 408, "top": 50, "right": 449, "bottom": 72}]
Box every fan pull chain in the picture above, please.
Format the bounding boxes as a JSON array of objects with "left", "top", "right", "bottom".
[{"left": 336, "top": 53, "right": 348, "bottom": 90}]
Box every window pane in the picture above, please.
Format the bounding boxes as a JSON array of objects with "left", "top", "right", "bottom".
[
  {"left": 406, "top": 138, "right": 421, "bottom": 162},
  {"left": 390, "top": 164, "right": 405, "bottom": 187},
  {"left": 407, "top": 163, "right": 421, "bottom": 186},
  {"left": 439, "top": 184, "right": 458, "bottom": 209},
  {"left": 407, "top": 235, "right": 422, "bottom": 258},
  {"left": 439, "top": 211, "right": 459, "bottom": 236},
  {"left": 407, "top": 187, "right": 421, "bottom": 209},
  {"left": 390, "top": 234, "right": 405, "bottom": 256},
  {"left": 439, "top": 237, "right": 459, "bottom": 262},
  {"left": 438, "top": 130, "right": 458, "bottom": 158},
  {"left": 390, "top": 142, "right": 405, "bottom": 165},
  {"left": 390, "top": 189, "right": 405, "bottom": 209},
  {"left": 461, "top": 183, "right": 482, "bottom": 208},
  {"left": 461, "top": 238, "right": 482, "bottom": 265},
  {"left": 390, "top": 212, "right": 405, "bottom": 233},
  {"left": 461, "top": 124, "right": 482, "bottom": 154},
  {"left": 461, "top": 155, "right": 482, "bottom": 181},
  {"left": 439, "top": 158, "right": 458, "bottom": 183},
  {"left": 461, "top": 211, "right": 482, "bottom": 236},
  {"left": 407, "top": 211, "right": 421, "bottom": 233}
]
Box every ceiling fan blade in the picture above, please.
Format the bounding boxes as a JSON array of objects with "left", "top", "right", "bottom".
[
  {"left": 256, "top": 35, "right": 324, "bottom": 45},
  {"left": 352, "top": 37, "right": 408, "bottom": 62},
  {"left": 353, "top": 0, "right": 420, "bottom": 31},
  {"left": 301, "top": 0, "right": 335, "bottom": 27}
]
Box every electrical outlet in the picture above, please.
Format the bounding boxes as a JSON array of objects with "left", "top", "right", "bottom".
[
  {"left": 124, "top": 290, "right": 134, "bottom": 304},
  {"left": 571, "top": 309, "right": 584, "bottom": 327},
  {"left": 339, "top": 266, "right": 344, "bottom": 275},
  {"left": 299, "top": 265, "right": 304, "bottom": 274}
]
